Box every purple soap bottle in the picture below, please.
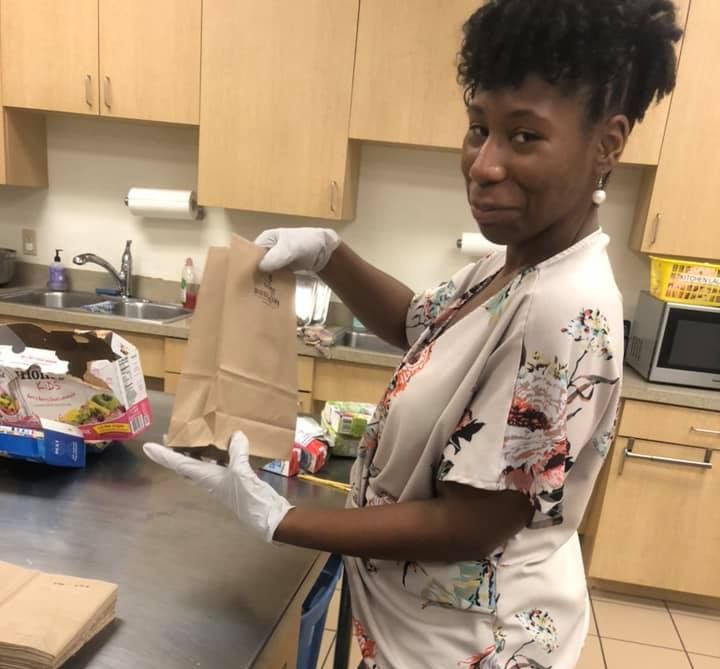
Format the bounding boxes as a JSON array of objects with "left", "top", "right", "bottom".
[{"left": 47, "top": 249, "right": 69, "bottom": 292}]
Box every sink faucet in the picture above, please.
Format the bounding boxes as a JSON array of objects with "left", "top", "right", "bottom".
[{"left": 73, "top": 240, "right": 133, "bottom": 298}]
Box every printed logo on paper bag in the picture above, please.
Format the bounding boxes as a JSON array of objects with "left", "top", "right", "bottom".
[{"left": 254, "top": 274, "right": 280, "bottom": 309}]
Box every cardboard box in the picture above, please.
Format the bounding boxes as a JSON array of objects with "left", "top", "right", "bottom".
[{"left": 0, "top": 323, "right": 151, "bottom": 467}]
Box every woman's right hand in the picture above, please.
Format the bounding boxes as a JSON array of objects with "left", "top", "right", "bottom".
[{"left": 254, "top": 227, "right": 340, "bottom": 273}]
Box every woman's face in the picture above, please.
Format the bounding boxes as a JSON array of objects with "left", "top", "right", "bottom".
[{"left": 460, "top": 76, "right": 609, "bottom": 247}]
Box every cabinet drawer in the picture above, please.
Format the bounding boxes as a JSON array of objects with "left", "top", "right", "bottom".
[
  {"left": 619, "top": 400, "right": 720, "bottom": 448},
  {"left": 164, "top": 338, "right": 187, "bottom": 373},
  {"left": 297, "top": 356, "right": 315, "bottom": 392},
  {"left": 297, "top": 391, "right": 313, "bottom": 414},
  {"left": 121, "top": 332, "right": 164, "bottom": 378},
  {"left": 313, "top": 359, "right": 390, "bottom": 403},
  {"left": 589, "top": 435, "right": 720, "bottom": 596}
]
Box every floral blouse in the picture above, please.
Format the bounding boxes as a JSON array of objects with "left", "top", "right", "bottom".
[{"left": 344, "top": 231, "right": 623, "bottom": 668}]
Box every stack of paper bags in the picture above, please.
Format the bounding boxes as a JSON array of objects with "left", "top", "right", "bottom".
[{"left": 0, "top": 561, "right": 118, "bottom": 669}]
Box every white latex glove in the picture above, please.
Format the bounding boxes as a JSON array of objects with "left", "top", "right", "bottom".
[
  {"left": 143, "top": 432, "right": 293, "bottom": 543},
  {"left": 254, "top": 227, "right": 340, "bottom": 273}
]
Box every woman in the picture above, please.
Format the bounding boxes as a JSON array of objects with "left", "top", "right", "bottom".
[{"left": 145, "top": 1, "right": 682, "bottom": 667}]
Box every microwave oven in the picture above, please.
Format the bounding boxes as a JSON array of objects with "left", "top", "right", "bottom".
[{"left": 626, "top": 291, "right": 720, "bottom": 390}]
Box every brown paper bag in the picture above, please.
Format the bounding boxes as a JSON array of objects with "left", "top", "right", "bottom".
[{"left": 166, "top": 235, "right": 297, "bottom": 460}]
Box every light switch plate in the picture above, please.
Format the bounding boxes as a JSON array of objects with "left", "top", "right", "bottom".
[{"left": 21, "top": 228, "right": 37, "bottom": 256}]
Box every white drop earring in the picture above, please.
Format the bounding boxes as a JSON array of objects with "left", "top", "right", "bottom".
[{"left": 592, "top": 175, "right": 607, "bottom": 206}]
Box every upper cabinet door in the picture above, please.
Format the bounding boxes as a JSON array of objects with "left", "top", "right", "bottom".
[
  {"left": 0, "top": 0, "right": 99, "bottom": 115},
  {"left": 198, "top": 0, "right": 359, "bottom": 219},
  {"left": 620, "top": 0, "right": 690, "bottom": 166},
  {"left": 350, "top": 0, "right": 480, "bottom": 150},
  {"left": 98, "top": 0, "right": 201, "bottom": 125},
  {"left": 636, "top": 0, "right": 720, "bottom": 259}
]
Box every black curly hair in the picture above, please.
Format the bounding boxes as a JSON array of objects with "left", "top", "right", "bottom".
[{"left": 458, "top": 0, "right": 683, "bottom": 128}]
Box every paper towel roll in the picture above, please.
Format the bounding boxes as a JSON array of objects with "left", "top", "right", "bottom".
[
  {"left": 457, "top": 233, "right": 505, "bottom": 257},
  {"left": 125, "top": 188, "right": 204, "bottom": 220}
]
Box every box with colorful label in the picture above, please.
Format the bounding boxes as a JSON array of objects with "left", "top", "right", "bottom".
[
  {"left": 320, "top": 418, "right": 363, "bottom": 458},
  {"left": 294, "top": 415, "right": 328, "bottom": 473},
  {"left": 0, "top": 419, "right": 86, "bottom": 467},
  {"left": 0, "top": 323, "right": 152, "bottom": 466},
  {"left": 321, "top": 401, "right": 375, "bottom": 438}
]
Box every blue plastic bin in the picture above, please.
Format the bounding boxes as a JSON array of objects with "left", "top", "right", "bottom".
[{"left": 297, "top": 554, "right": 344, "bottom": 669}]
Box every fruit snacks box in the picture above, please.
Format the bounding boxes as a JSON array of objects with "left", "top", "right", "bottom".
[{"left": 0, "top": 323, "right": 152, "bottom": 466}]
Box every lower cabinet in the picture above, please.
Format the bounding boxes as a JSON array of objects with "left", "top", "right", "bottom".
[
  {"left": 163, "top": 370, "right": 180, "bottom": 394},
  {"left": 163, "top": 338, "right": 393, "bottom": 408},
  {"left": 297, "top": 391, "right": 313, "bottom": 414},
  {"left": 312, "top": 359, "right": 392, "bottom": 404},
  {"left": 586, "top": 400, "right": 720, "bottom": 597}
]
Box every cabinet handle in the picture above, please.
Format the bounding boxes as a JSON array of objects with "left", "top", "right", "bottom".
[
  {"left": 84, "top": 74, "right": 93, "bottom": 107},
  {"left": 649, "top": 212, "right": 661, "bottom": 246},
  {"left": 104, "top": 76, "right": 112, "bottom": 109},
  {"left": 691, "top": 426, "right": 720, "bottom": 437},
  {"left": 329, "top": 180, "right": 339, "bottom": 213},
  {"left": 620, "top": 438, "right": 713, "bottom": 473}
]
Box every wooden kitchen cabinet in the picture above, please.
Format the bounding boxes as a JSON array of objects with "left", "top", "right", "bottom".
[
  {"left": 631, "top": 0, "right": 720, "bottom": 259},
  {"left": 350, "top": 0, "right": 687, "bottom": 164},
  {"left": 587, "top": 400, "right": 720, "bottom": 597},
  {"left": 164, "top": 338, "right": 187, "bottom": 375},
  {"left": 98, "top": 0, "right": 201, "bottom": 124},
  {"left": 620, "top": 0, "right": 690, "bottom": 166},
  {"left": 0, "top": 0, "right": 201, "bottom": 124},
  {"left": 1, "top": 0, "right": 99, "bottom": 115},
  {"left": 198, "top": 0, "right": 360, "bottom": 219},
  {"left": 0, "top": 107, "right": 48, "bottom": 188},
  {"left": 313, "top": 359, "right": 391, "bottom": 404},
  {"left": 350, "top": 0, "right": 479, "bottom": 150}
]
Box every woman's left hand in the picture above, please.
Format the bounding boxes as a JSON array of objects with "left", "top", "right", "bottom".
[{"left": 143, "top": 431, "right": 294, "bottom": 543}]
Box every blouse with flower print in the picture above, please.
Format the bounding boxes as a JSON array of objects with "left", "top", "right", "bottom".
[{"left": 343, "top": 230, "right": 623, "bottom": 669}]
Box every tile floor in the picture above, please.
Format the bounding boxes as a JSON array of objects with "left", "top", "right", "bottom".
[{"left": 317, "top": 584, "right": 720, "bottom": 669}]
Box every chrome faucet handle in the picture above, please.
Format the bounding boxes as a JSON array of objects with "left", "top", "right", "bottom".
[{"left": 120, "top": 240, "right": 133, "bottom": 298}]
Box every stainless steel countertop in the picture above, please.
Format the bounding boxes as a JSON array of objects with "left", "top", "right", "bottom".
[{"left": 0, "top": 391, "right": 348, "bottom": 669}]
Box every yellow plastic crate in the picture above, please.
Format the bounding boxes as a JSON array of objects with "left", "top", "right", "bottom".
[{"left": 650, "top": 256, "right": 720, "bottom": 307}]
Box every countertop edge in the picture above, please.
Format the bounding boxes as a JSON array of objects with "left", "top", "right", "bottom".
[{"left": 0, "top": 298, "right": 192, "bottom": 338}]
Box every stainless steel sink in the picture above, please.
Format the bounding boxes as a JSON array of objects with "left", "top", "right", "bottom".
[
  {"left": 333, "top": 329, "right": 405, "bottom": 355},
  {"left": 0, "top": 289, "right": 191, "bottom": 323},
  {"left": 0, "top": 290, "right": 104, "bottom": 309},
  {"left": 85, "top": 300, "right": 191, "bottom": 323}
]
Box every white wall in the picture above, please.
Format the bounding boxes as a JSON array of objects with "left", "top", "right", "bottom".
[{"left": 0, "top": 114, "right": 649, "bottom": 316}]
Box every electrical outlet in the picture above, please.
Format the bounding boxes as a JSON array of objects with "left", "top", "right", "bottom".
[{"left": 21, "top": 228, "right": 37, "bottom": 256}]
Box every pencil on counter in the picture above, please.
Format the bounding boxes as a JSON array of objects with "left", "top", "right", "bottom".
[{"left": 297, "top": 473, "right": 352, "bottom": 492}]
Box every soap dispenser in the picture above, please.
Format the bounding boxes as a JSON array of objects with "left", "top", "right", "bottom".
[{"left": 47, "top": 249, "right": 69, "bottom": 292}]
